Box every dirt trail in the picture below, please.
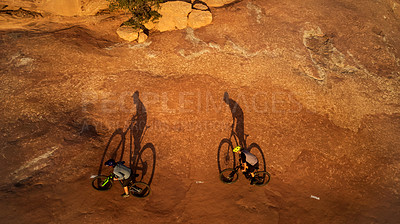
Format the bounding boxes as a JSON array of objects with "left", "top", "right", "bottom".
[{"left": 1, "top": 0, "right": 400, "bottom": 223}]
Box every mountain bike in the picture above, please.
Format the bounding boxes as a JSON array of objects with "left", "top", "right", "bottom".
[
  {"left": 96, "top": 114, "right": 156, "bottom": 190},
  {"left": 217, "top": 126, "right": 270, "bottom": 186},
  {"left": 219, "top": 161, "right": 270, "bottom": 186},
  {"left": 92, "top": 173, "right": 151, "bottom": 198}
]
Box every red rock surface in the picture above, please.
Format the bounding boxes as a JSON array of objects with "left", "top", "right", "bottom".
[{"left": 0, "top": 0, "right": 399, "bottom": 223}]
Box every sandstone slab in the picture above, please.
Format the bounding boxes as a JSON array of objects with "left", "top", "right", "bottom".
[
  {"left": 2, "top": 0, "right": 108, "bottom": 16},
  {"left": 154, "top": 1, "right": 192, "bottom": 32},
  {"left": 116, "top": 26, "right": 139, "bottom": 42},
  {"left": 188, "top": 10, "right": 213, "bottom": 29},
  {"left": 137, "top": 31, "right": 148, "bottom": 43},
  {"left": 201, "top": 0, "right": 236, "bottom": 7}
]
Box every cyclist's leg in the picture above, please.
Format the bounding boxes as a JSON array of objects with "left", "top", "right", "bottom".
[
  {"left": 241, "top": 161, "right": 248, "bottom": 173},
  {"left": 122, "top": 177, "right": 131, "bottom": 195},
  {"left": 248, "top": 162, "right": 259, "bottom": 185},
  {"left": 242, "top": 162, "right": 251, "bottom": 178},
  {"left": 247, "top": 162, "right": 257, "bottom": 178}
]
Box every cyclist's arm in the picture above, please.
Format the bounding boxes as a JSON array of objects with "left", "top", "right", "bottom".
[{"left": 113, "top": 172, "right": 123, "bottom": 180}]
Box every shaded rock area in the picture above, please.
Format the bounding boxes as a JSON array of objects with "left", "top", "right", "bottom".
[
  {"left": 0, "top": 7, "right": 43, "bottom": 18},
  {"left": 0, "top": 0, "right": 400, "bottom": 223}
]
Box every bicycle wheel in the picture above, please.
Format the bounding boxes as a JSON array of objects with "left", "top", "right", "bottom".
[
  {"left": 97, "top": 128, "right": 126, "bottom": 176},
  {"left": 219, "top": 168, "right": 239, "bottom": 184},
  {"left": 253, "top": 171, "right": 271, "bottom": 186},
  {"left": 130, "top": 182, "right": 151, "bottom": 198},
  {"left": 217, "top": 139, "right": 236, "bottom": 173},
  {"left": 92, "top": 175, "right": 113, "bottom": 191},
  {"left": 133, "top": 143, "right": 156, "bottom": 186}
]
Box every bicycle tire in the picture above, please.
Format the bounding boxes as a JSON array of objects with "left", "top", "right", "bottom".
[
  {"left": 219, "top": 168, "right": 239, "bottom": 184},
  {"left": 92, "top": 175, "right": 113, "bottom": 191},
  {"left": 217, "top": 138, "right": 236, "bottom": 173},
  {"left": 130, "top": 182, "right": 151, "bottom": 198},
  {"left": 133, "top": 143, "right": 156, "bottom": 186},
  {"left": 253, "top": 171, "right": 271, "bottom": 186}
]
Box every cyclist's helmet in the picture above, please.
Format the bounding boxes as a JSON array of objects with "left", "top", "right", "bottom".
[
  {"left": 104, "top": 159, "right": 116, "bottom": 167},
  {"left": 233, "top": 146, "right": 241, "bottom": 153}
]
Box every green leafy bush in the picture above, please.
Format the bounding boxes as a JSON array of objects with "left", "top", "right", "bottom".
[{"left": 108, "top": 0, "right": 162, "bottom": 29}]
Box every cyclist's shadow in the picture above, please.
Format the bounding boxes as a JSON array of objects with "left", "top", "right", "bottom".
[
  {"left": 223, "top": 92, "right": 245, "bottom": 148},
  {"left": 97, "top": 91, "right": 157, "bottom": 186}
]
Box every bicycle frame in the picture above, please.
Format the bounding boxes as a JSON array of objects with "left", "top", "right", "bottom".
[
  {"left": 100, "top": 174, "right": 114, "bottom": 187},
  {"left": 101, "top": 173, "right": 132, "bottom": 187}
]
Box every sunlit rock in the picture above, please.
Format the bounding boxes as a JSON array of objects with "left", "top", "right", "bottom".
[
  {"left": 201, "top": 0, "right": 236, "bottom": 7},
  {"left": 192, "top": 1, "right": 209, "bottom": 11},
  {"left": 3, "top": 0, "right": 108, "bottom": 16},
  {"left": 116, "top": 26, "right": 139, "bottom": 42},
  {"left": 188, "top": 10, "right": 213, "bottom": 29},
  {"left": 154, "top": 1, "right": 192, "bottom": 32},
  {"left": 137, "top": 31, "right": 148, "bottom": 43},
  {"left": 42, "top": 0, "right": 81, "bottom": 16}
]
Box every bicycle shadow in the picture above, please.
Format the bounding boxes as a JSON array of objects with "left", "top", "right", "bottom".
[{"left": 97, "top": 91, "right": 156, "bottom": 186}]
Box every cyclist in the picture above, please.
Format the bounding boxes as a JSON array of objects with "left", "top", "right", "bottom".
[
  {"left": 104, "top": 159, "right": 132, "bottom": 197},
  {"left": 233, "top": 146, "right": 259, "bottom": 185},
  {"left": 223, "top": 92, "right": 245, "bottom": 148}
]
